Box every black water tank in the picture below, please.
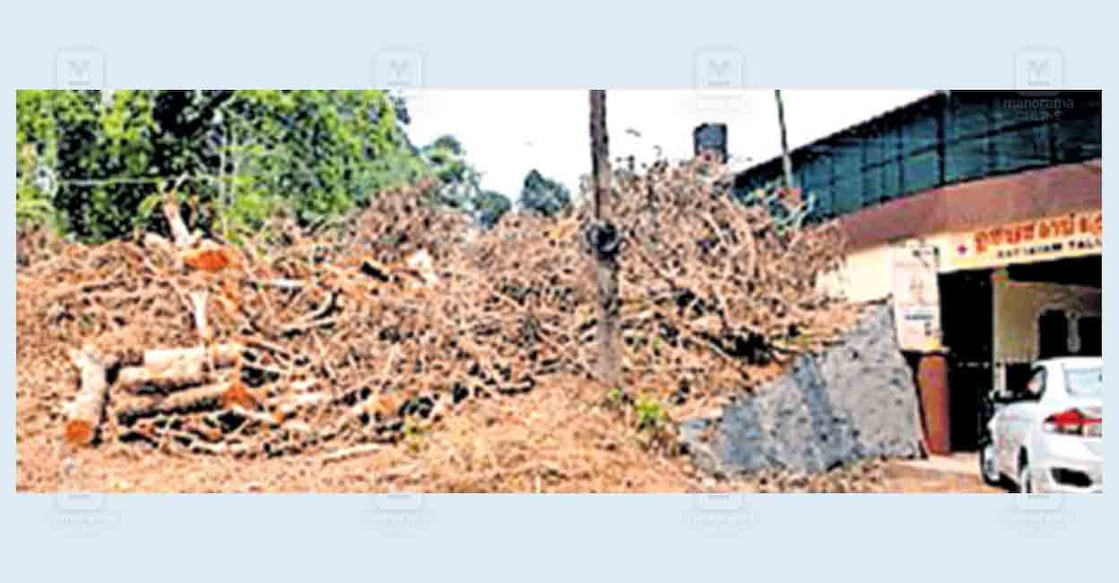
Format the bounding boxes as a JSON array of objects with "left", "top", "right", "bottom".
[{"left": 693, "top": 123, "right": 728, "bottom": 162}]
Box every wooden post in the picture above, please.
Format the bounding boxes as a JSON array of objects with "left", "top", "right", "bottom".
[
  {"left": 589, "top": 90, "right": 621, "bottom": 385},
  {"left": 774, "top": 89, "right": 795, "bottom": 190}
]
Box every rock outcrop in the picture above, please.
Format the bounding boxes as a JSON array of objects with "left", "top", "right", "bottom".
[{"left": 681, "top": 302, "right": 924, "bottom": 475}]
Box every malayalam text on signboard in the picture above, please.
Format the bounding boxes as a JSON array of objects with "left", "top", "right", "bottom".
[{"left": 945, "top": 210, "right": 1102, "bottom": 271}]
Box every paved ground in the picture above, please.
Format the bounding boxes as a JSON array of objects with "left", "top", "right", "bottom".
[
  {"left": 886, "top": 453, "right": 1002, "bottom": 493},
  {"left": 898, "top": 452, "right": 983, "bottom": 475}
]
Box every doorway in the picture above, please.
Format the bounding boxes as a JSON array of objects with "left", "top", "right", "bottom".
[{"left": 938, "top": 269, "right": 993, "bottom": 452}]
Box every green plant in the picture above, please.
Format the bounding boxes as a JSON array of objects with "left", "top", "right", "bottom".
[
  {"left": 605, "top": 386, "right": 628, "bottom": 408},
  {"left": 16, "top": 139, "right": 59, "bottom": 230},
  {"left": 633, "top": 395, "right": 668, "bottom": 432}
]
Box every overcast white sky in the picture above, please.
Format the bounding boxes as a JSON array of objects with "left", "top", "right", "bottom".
[{"left": 404, "top": 89, "right": 933, "bottom": 198}]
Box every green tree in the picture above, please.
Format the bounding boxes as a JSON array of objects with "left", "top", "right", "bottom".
[
  {"left": 422, "top": 135, "right": 471, "bottom": 186},
  {"left": 474, "top": 190, "right": 512, "bottom": 228},
  {"left": 417, "top": 134, "right": 512, "bottom": 228},
  {"left": 518, "top": 169, "right": 572, "bottom": 217},
  {"left": 420, "top": 134, "right": 477, "bottom": 211},
  {"left": 16, "top": 90, "right": 431, "bottom": 243}
]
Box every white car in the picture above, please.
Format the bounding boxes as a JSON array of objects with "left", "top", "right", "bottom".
[{"left": 979, "top": 357, "right": 1103, "bottom": 493}]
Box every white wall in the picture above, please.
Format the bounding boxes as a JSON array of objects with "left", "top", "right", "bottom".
[
  {"left": 819, "top": 245, "right": 894, "bottom": 303},
  {"left": 993, "top": 278, "right": 1102, "bottom": 364}
]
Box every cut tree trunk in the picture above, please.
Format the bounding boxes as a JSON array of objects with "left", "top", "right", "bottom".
[
  {"left": 116, "top": 344, "right": 242, "bottom": 391},
  {"left": 116, "top": 382, "right": 236, "bottom": 425},
  {"left": 64, "top": 346, "right": 119, "bottom": 446},
  {"left": 145, "top": 344, "right": 242, "bottom": 369}
]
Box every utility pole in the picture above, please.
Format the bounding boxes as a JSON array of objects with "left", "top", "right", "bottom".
[
  {"left": 774, "top": 89, "right": 795, "bottom": 190},
  {"left": 588, "top": 90, "right": 621, "bottom": 385}
]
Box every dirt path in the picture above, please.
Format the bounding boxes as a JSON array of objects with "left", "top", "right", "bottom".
[{"left": 20, "top": 395, "right": 1002, "bottom": 493}]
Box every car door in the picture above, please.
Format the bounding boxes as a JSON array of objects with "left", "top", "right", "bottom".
[{"left": 998, "top": 366, "right": 1046, "bottom": 476}]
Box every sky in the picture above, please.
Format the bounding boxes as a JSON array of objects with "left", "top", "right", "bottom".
[{"left": 404, "top": 89, "right": 934, "bottom": 199}]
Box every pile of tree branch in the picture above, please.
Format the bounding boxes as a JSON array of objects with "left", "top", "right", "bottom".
[
  {"left": 18, "top": 157, "right": 846, "bottom": 459},
  {"left": 611, "top": 158, "right": 846, "bottom": 402}
]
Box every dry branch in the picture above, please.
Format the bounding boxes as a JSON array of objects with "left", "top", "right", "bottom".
[
  {"left": 161, "top": 189, "right": 195, "bottom": 248},
  {"left": 321, "top": 443, "right": 382, "bottom": 465},
  {"left": 189, "top": 291, "right": 210, "bottom": 343}
]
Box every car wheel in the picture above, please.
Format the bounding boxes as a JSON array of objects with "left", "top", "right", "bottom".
[
  {"left": 1018, "top": 459, "right": 1033, "bottom": 493},
  {"left": 979, "top": 442, "right": 1002, "bottom": 487}
]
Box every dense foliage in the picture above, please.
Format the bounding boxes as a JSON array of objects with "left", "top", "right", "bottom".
[
  {"left": 16, "top": 90, "right": 511, "bottom": 242},
  {"left": 518, "top": 169, "right": 572, "bottom": 217},
  {"left": 473, "top": 190, "right": 513, "bottom": 229}
]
